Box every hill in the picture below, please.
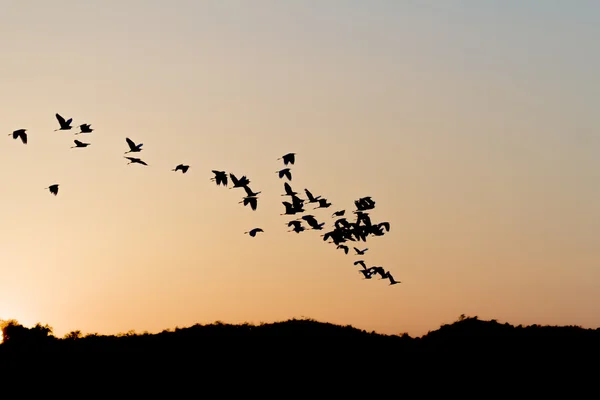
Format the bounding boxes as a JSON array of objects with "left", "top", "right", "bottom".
[{"left": 2, "top": 314, "right": 599, "bottom": 359}]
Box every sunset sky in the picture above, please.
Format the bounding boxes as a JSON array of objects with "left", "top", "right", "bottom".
[{"left": 1, "top": 0, "right": 599, "bottom": 339}]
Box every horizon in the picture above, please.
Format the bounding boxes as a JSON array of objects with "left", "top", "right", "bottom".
[{"left": 1, "top": 1, "right": 599, "bottom": 339}]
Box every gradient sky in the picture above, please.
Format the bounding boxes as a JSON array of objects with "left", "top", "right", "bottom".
[{"left": 1, "top": 0, "right": 599, "bottom": 339}]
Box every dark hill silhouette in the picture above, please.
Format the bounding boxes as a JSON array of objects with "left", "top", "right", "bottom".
[{"left": 2, "top": 314, "right": 600, "bottom": 359}]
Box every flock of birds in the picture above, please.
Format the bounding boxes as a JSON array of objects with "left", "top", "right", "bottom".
[{"left": 10, "top": 113, "right": 400, "bottom": 286}]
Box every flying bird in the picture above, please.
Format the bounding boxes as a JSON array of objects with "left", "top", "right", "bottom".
[
  {"left": 243, "top": 186, "right": 261, "bottom": 197},
  {"left": 353, "top": 247, "right": 368, "bottom": 255},
  {"left": 125, "top": 137, "right": 143, "bottom": 153},
  {"left": 239, "top": 196, "right": 258, "bottom": 211},
  {"left": 277, "top": 153, "right": 295, "bottom": 165},
  {"left": 45, "top": 184, "right": 59, "bottom": 196},
  {"left": 353, "top": 260, "right": 367, "bottom": 270},
  {"left": 332, "top": 210, "right": 345, "bottom": 218},
  {"left": 282, "top": 182, "right": 297, "bottom": 197},
  {"left": 276, "top": 168, "right": 292, "bottom": 181},
  {"left": 211, "top": 170, "right": 228, "bottom": 186},
  {"left": 229, "top": 173, "right": 250, "bottom": 189},
  {"left": 71, "top": 139, "right": 90, "bottom": 148},
  {"left": 287, "top": 220, "right": 305, "bottom": 233},
  {"left": 304, "top": 189, "right": 321, "bottom": 203},
  {"left": 337, "top": 244, "right": 349, "bottom": 254},
  {"left": 385, "top": 272, "right": 401, "bottom": 286},
  {"left": 314, "top": 198, "right": 332, "bottom": 209},
  {"left": 172, "top": 164, "right": 190, "bottom": 173},
  {"left": 358, "top": 269, "right": 373, "bottom": 280},
  {"left": 9, "top": 129, "right": 27, "bottom": 144},
  {"left": 244, "top": 228, "right": 264, "bottom": 237},
  {"left": 125, "top": 156, "right": 148, "bottom": 166},
  {"left": 54, "top": 113, "right": 73, "bottom": 131},
  {"left": 74, "top": 124, "right": 93, "bottom": 135}
]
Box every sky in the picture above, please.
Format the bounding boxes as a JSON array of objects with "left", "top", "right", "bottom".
[{"left": 0, "top": 0, "right": 599, "bottom": 339}]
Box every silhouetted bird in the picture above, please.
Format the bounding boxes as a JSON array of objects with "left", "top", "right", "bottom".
[
  {"left": 276, "top": 168, "right": 292, "bottom": 181},
  {"left": 244, "top": 228, "right": 263, "bottom": 237},
  {"left": 358, "top": 269, "right": 373, "bottom": 279},
  {"left": 243, "top": 186, "right": 261, "bottom": 197},
  {"left": 281, "top": 201, "right": 298, "bottom": 216},
  {"left": 125, "top": 156, "right": 148, "bottom": 166},
  {"left": 304, "top": 188, "right": 321, "bottom": 203},
  {"left": 74, "top": 124, "right": 93, "bottom": 135},
  {"left": 377, "top": 222, "right": 390, "bottom": 232},
  {"left": 239, "top": 196, "right": 258, "bottom": 211},
  {"left": 332, "top": 210, "right": 345, "bottom": 218},
  {"left": 287, "top": 220, "right": 305, "bottom": 233},
  {"left": 9, "top": 129, "right": 27, "bottom": 144},
  {"left": 172, "top": 164, "right": 189, "bottom": 173},
  {"left": 370, "top": 266, "right": 387, "bottom": 279},
  {"left": 54, "top": 113, "right": 73, "bottom": 131},
  {"left": 354, "top": 260, "right": 367, "bottom": 270},
  {"left": 125, "top": 138, "right": 143, "bottom": 153},
  {"left": 301, "top": 215, "right": 324, "bottom": 230},
  {"left": 278, "top": 153, "right": 295, "bottom": 165},
  {"left": 337, "top": 244, "right": 349, "bottom": 254},
  {"left": 314, "top": 198, "right": 331, "bottom": 209},
  {"left": 353, "top": 247, "right": 368, "bottom": 255},
  {"left": 229, "top": 173, "right": 250, "bottom": 189},
  {"left": 71, "top": 139, "right": 90, "bottom": 148},
  {"left": 45, "top": 184, "right": 59, "bottom": 196},
  {"left": 385, "top": 272, "right": 401, "bottom": 286},
  {"left": 211, "top": 170, "right": 228, "bottom": 186},
  {"left": 282, "top": 182, "right": 297, "bottom": 197}
]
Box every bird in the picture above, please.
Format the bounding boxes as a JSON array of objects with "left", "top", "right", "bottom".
[
  {"left": 353, "top": 260, "right": 367, "bottom": 270},
  {"left": 337, "top": 244, "right": 349, "bottom": 254},
  {"left": 125, "top": 156, "right": 148, "bottom": 166},
  {"left": 244, "top": 228, "right": 263, "bottom": 237},
  {"left": 277, "top": 153, "right": 295, "bottom": 165},
  {"left": 125, "top": 138, "right": 143, "bottom": 153},
  {"left": 239, "top": 196, "right": 258, "bottom": 211},
  {"left": 172, "top": 164, "right": 189, "bottom": 173},
  {"left": 370, "top": 266, "right": 387, "bottom": 279},
  {"left": 287, "top": 220, "right": 305, "bottom": 233},
  {"left": 385, "top": 272, "right": 401, "bottom": 286},
  {"left": 304, "top": 189, "right": 321, "bottom": 203},
  {"left": 332, "top": 210, "right": 345, "bottom": 218},
  {"left": 353, "top": 247, "right": 368, "bottom": 255},
  {"left": 276, "top": 168, "right": 292, "bottom": 181},
  {"left": 74, "top": 124, "right": 93, "bottom": 135},
  {"left": 45, "top": 184, "right": 59, "bottom": 196},
  {"left": 9, "top": 129, "right": 27, "bottom": 144},
  {"left": 211, "top": 170, "right": 228, "bottom": 186},
  {"left": 71, "top": 139, "right": 90, "bottom": 148},
  {"left": 229, "top": 173, "right": 250, "bottom": 189},
  {"left": 301, "top": 215, "right": 324, "bottom": 230},
  {"left": 243, "top": 186, "right": 261, "bottom": 197},
  {"left": 54, "top": 113, "right": 73, "bottom": 131},
  {"left": 282, "top": 182, "right": 297, "bottom": 197},
  {"left": 358, "top": 269, "right": 373, "bottom": 280},
  {"left": 314, "top": 198, "right": 332, "bottom": 209}
]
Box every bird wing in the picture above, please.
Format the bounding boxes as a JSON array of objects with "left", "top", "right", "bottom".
[
  {"left": 284, "top": 182, "right": 293, "bottom": 194},
  {"left": 284, "top": 170, "right": 292, "bottom": 180},
  {"left": 66, "top": 118, "right": 72, "bottom": 126},
  {"left": 125, "top": 137, "right": 136, "bottom": 150},
  {"left": 74, "top": 140, "right": 82, "bottom": 146},
  {"left": 243, "top": 185, "right": 253, "bottom": 196},
  {"left": 139, "top": 160, "right": 148, "bottom": 165},
  {"left": 304, "top": 189, "right": 314, "bottom": 201},
  {"left": 21, "top": 132, "right": 27, "bottom": 144},
  {"left": 55, "top": 113, "right": 66, "bottom": 125}
]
